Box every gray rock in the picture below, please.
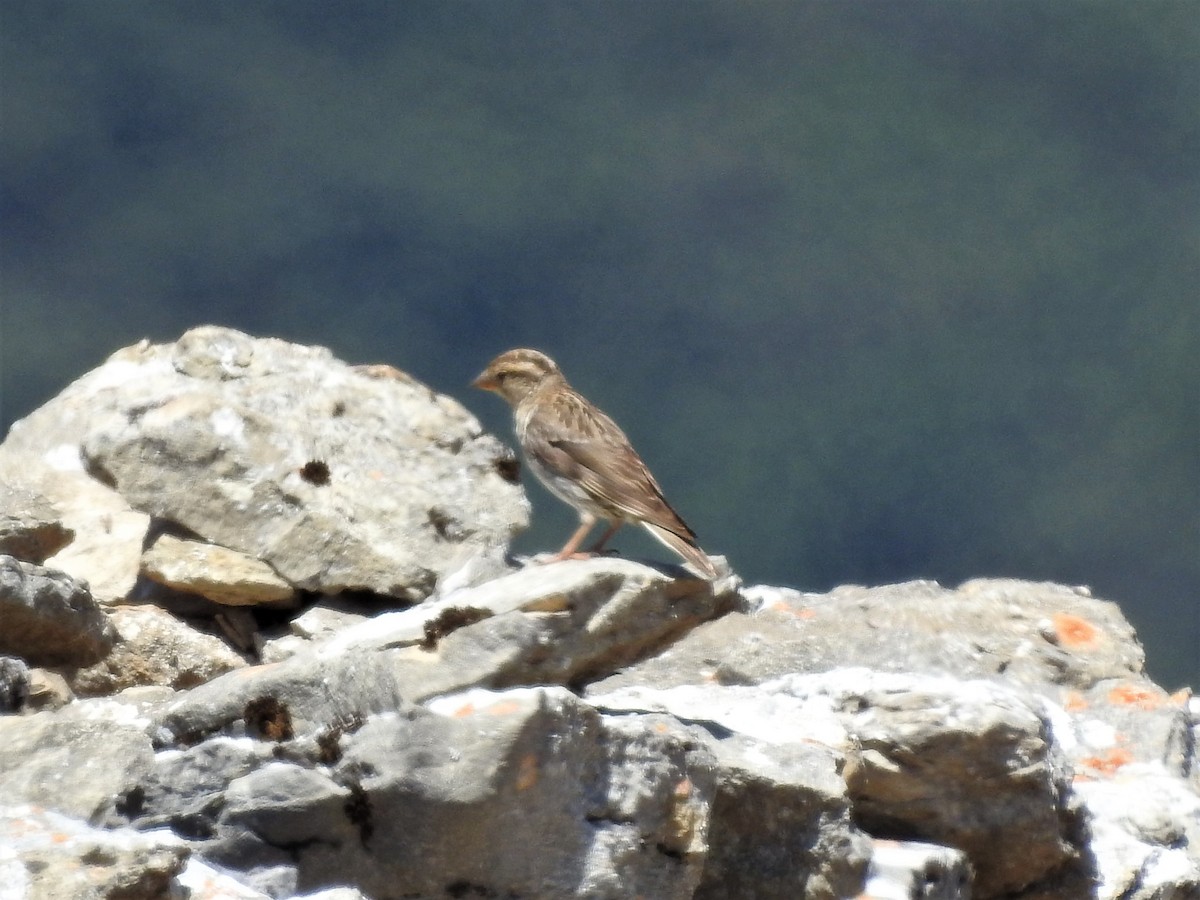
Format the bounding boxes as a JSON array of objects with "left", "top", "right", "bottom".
[
  {"left": 315, "top": 686, "right": 715, "bottom": 899},
  {"left": 109, "top": 737, "right": 271, "bottom": 843},
  {"left": 141, "top": 533, "right": 297, "bottom": 607},
  {"left": 0, "top": 655, "right": 30, "bottom": 711},
  {"left": 317, "top": 556, "right": 737, "bottom": 699},
  {"left": 25, "top": 666, "right": 75, "bottom": 710},
  {"left": 0, "top": 554, "right": 117, "bottom": 666},
  {"left": 601, "top": 578, "right": 1145, "bottom": 694},
  {"left": 1074, "top": 771, "right": 1200, "bottom": 900},
  {"left": 797, "top": 670, "right": 1074, "bottom": 898},
  {"left": 0, "top": 804, "right": 189, "bottom": 900},
  {"left": 592, "top": 670, "right": 1073, "bottom": 898},
  {"left": 863, "top": 839, "right": 971, "bottom": 900},
  {"left": 0, "top": 484, "right": 74, "bottom": 563},
  {"left": 174, "top": 857, "right": 278, "bottom": 898},
  {"left": 69, "top": 604, "right": 248, "bottom": 696},
  {"left": 589, "top": 682, "right": 870, "bottom": 899},
  {"left": 69, "top": 326, "right": 527, "bottom": 600},
  {"left": 1043, "top": 676, "right": 1195, "bottom": 780},
  {"left": 0, "top": 694, "right": 159, "bottom": 821},
  {"left": 154, "top": 643, "right": 414, "bottom": 746},
  {"left": 0, "top": 386, "right": 151, "bottom": 604}
]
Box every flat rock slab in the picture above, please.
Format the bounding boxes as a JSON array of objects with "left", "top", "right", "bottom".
[
  {"left": 141, "top": 533, "right": 296, "bottom": 607},
  {"left": 598, "top": 578, "right": 1145, "bottom": 694}
]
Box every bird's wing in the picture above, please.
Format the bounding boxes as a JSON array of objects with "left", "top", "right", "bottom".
[{"left": 524, "top": 389, "right": 699, "bottom": 542}]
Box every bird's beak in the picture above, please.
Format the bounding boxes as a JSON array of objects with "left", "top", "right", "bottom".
[{"left": 472, "top": 372, "right": 497, "bottom": 391}]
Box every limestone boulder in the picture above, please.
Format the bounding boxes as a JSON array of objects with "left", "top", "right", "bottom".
[{"left": 0, "top": 326, "right": 529, "bottom": 605}]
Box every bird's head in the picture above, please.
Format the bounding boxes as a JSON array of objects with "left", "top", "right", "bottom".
[{"left": 473, "top": 348, "right": 563, "bottom": 406}]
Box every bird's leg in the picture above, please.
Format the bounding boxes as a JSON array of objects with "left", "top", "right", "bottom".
[
  {"left": 587, "top": 522, "right": 622, "bottom": 554},
  {"left": 553, "top": 514, "right": 597, "bottom": 561}
]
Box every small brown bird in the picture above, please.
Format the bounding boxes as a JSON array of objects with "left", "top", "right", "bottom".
[{"left": 473, "top": 348, "right": 718, "bottom": 578}]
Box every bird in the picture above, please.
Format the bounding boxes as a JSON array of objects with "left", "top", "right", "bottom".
[{"left": 473, "top": 348, "right": 718, "bottom": 578}]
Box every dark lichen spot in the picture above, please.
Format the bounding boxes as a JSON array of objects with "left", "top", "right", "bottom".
[
  {"left": 114, "top": 785, "right": 145, "bottom": 819},
  {"left": 331, "top": 400, "right": 347, "bottom": 417},
  {"left": 316, "top": 712, "right": 365, "bottom": 764},
  {"left": 428, "top": 507, "right": 463, "bottom": 540},
  {"left": 299, "top": 459, "right": 331, "bottom": 485},
  {"left": 420, "top": 606, "right": 491, "bottom": 650},
  {"left": 244, "top": 696, "right": 294, "bottom": 741},
  {"left": 345, "top": 782, "right": 374, "bottom": 846},
  {"left": 494, "top": 455, "right": 521, "bottom": 484}
]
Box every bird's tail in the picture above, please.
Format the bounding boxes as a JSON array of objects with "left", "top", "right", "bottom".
[{"left": 641, "top": 522, "right": 719, "bottom": 579}]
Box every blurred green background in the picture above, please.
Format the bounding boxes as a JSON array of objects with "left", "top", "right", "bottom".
[{"left": 2, "top": 2, "right": 1196, "bottom": 687}]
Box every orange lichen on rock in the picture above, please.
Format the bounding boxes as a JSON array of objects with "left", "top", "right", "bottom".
[
  {"left": 767, "top": 600, "right": 817, "bottom": 619},
  {"left": 482, "top": 699, "right": 524, "bottom": 717},
  {"left": 1077, "top": 747, "right": 1135, "bottom": 778},
  {"left": 514, "top": 752, "right": 539, "bottom": 791},
  {"left": 1107, "top": 682, "right": 1164, "bottom": 710},
  {"left": 1062, "top": 690, "right": 1089, "bottom": 712},
  {"left": 1052, "top": 612, "right": 1100, "bottom": 649}
]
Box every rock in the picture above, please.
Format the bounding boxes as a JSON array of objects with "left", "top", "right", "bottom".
[
  {"left": 259, "top": 599, "right": 372, "bottom": 663},
  {"left": 0, "top": 484, "right": 74, "bottom": 563},
  {"left": 141, "top": 533, "right": 297, "bottom": 607},
  {"left": 25, "top": 666, "right": 74, "bottom": 710},
  {"left": 0, "top": 408, "right": 150, "bottom": 604},
  {"left": 1052, "top": 677, "right": 1194, "bottom": 780},
  {"left": 0, "top": 693, "right": 160, "bottom": 821},
  {"left": 56, "top": 326, "right": 528, "bottom": 601},
  {"left": 819, "top": 670, "right": 1074, "bottom": 896},
  {"left": 0, "top": 804, "right": 189, "bottom": 900},
  {"left": 592, "top": 670, "right": 1073, "bottom": 898},
  {"left": 601, "top": 578, "right": 1145, "bottom": 693},
  {"left": 314, "top": 556, "right": 737, "bottom": 698},
  {"left": 154, "top": 642, "right": 414, "bottom": 747},
  {"left": 69, "top": 604, "right": 249, "bottom": 696},
  {"left": 0, "top": 655, "right": 30, "bottom": 712},
  {"left": 174, "top": 857, "right": 277, "bottom": 898},
  {"left": 1073, "top": 770, "right": 1200, "bottom": 899},
  {"left": 862, "top": 839, "right": 971, "bottom": 900},
  {"left": 591, "top": 683, "right": 871, "bottom": 899},
  {"left": 3, "top": 323, "right": 1196, "bottom": 899},
  {"left": 0, "top": 555, "right": 117, "bottom": 667},
  {"left": 228, "top": 687, "right": 718, "bottom": 898}
]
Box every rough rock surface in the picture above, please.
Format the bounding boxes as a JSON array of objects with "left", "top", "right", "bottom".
[
  {"left": 0, "top": 326, "right": 528, "bottom": 603},
  {"left": 0, "top": 555, "right": 117, "bottom": 666},
  {"left": 141, "top": 533, "right": 297, "bottom": 607},
  {"left": 0, "top": 804, "right": 188, "bottom": 900},
  {"left": 69, "top": 604, "right": 249, "bottom": 697},
  {"left": 1, "top": 330, "right": 1196, "bottom": 900},
  {"left": 0, "top": 484, "right": 74, "bottom": 563}
]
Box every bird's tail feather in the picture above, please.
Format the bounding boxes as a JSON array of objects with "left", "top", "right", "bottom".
[{"left": 641, "top": 522, "right": 719, "bottom": 579}]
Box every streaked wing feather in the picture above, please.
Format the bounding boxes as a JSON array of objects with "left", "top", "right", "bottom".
[{"left": 524, "top": 390, "right": 698, "bottom": 542}]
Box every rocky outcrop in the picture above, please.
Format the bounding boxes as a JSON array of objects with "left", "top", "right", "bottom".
[
  {"left": 0, "top": 326, "right": 528, "bottom": 604},
  {"left": 0, "top": 328, "right": 1195, "bottom": 900}
]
